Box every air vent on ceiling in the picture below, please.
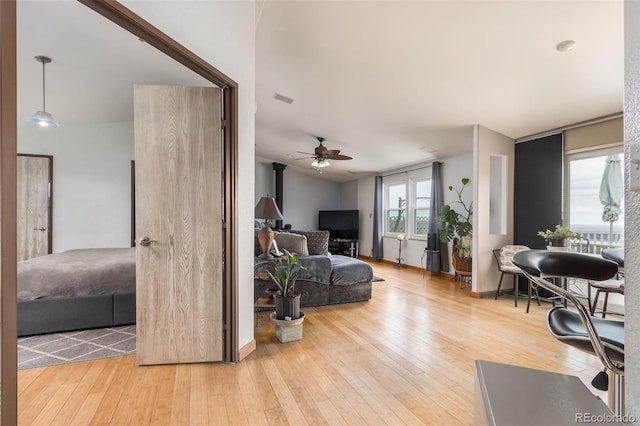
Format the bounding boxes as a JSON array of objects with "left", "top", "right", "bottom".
[{"left": 274, "top": 93, "right": 294, "bottom": 104}]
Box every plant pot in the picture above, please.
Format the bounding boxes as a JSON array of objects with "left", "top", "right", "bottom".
[
  {"left": 547, "top": 238, "right": 567, "bottom": 248},
  {"left": 454, "top": 253, "right": 472, "bottom": 272},
  {"left": 274, "top": 293, "right": 301, "bottom": 320},
  {"left": 270, "top": 312, "right": 305, "bottom": 342}
]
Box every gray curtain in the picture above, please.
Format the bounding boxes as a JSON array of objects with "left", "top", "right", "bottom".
[
  {"left": 372, "top": 175, "right": 384, "bottom": 260},
  {"left": 427, "top": 162, "right": 449, "bottom": 272}
]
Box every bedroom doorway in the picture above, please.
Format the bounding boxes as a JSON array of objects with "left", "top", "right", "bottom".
[{"left": 17, "top": 154, "right": 52, "bottom": 261}]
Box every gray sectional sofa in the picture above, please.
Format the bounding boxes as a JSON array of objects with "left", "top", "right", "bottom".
[{"left": 254, "top": 229, "right": 373, "bottom": 307}]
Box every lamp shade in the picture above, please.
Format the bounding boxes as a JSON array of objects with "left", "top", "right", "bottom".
[
  {"left": 255, "top": 197, "right": 284, "bottom": 221},
  {"left": 27, "top": 111, "right": 59, "bottom": 128}
]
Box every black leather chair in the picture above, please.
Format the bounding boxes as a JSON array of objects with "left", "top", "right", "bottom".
[{"left": 512, "top": 250, "right": 624, "bottom": 415}]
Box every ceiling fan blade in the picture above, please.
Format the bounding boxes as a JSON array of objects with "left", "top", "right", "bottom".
[
  {"left": 328, "top": 154, "right": 352, "bottom": 160},
  {"left": 296, "top": 151, "right": 315, "bottom": 155},
  {"left": 292, "top": 156, "right": 315, "bottom": 161},
  {"left": 324, "top": 149, "right": 340, "bottom": 156}
]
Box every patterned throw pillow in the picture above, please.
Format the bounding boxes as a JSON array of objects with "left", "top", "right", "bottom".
[
  {"left": 273, "top": 232, "right": 309, "bottom": 256},
  {"left": 290, "top": 230, "right": 329, "bottom": 256}
]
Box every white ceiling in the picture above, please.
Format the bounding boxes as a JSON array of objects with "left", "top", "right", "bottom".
[
  {"left": 18, "top": 1, "right": 623, "bottom": 184},
  {"left": 17, "top": 1, "right": 212, "bottom": 128},
  {"left": 255, "top": 1, "right": 623, "bottom": 182}
]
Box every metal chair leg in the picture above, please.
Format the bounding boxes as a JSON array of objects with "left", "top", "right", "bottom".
[
  {"left": 495, "top": 273, "right": 504, "bottom": 299},
  {"left": 609, "top": 371, "right": 625, "bottom": 416},
  {"left": 514, "top": 275, "right": 518, "bottom": 307},
  {"left": 591, "top": 289, "right": 601, "bottom": 316},
  {"left": 602, "top": 292, "right": 610, "bottom": 319}
]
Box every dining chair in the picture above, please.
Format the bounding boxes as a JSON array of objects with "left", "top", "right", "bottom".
[
  {"left": 588, "top": 248, "right": 625, "bottom": 318},
  {"left": 512, "top": 250, "right": 624, "bottom": 415},
  {"left": 493, "top": 245, "right": 539, "bottom": 312}
]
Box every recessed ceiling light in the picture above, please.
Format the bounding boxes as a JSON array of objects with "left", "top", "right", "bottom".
[
  {"left": 274, "top": 93, "right": 294, "bottom": 104},
  {"left": 556, "top": 40, "right": 577, "bottom": 52}
]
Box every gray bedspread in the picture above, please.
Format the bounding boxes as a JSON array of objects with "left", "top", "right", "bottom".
[{"left": 18, "top": 248, "right": 136, "bottom": 301}]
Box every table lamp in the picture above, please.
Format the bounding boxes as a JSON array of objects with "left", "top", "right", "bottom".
[{"left": 255, "top": 197, "right": 284, "bottom": 258}]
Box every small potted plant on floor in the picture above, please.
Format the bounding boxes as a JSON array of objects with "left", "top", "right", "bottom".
[
  {"left": 437, "top": 177, "right": 473, "bottom": 272},
  {"left": 537, "top": 225, "right": 578, "bottom": 249},
  {"left": 255, "top": 249, "right": 305, "bottom": 320}
]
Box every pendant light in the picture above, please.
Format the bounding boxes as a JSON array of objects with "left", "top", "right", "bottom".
[{"left": 27, "top": 56, "right": 59, "bottom": 128}]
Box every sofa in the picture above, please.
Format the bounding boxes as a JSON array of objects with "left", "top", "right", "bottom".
[{"left": 254, "top": 230, "right": 373, "bottom": 307}]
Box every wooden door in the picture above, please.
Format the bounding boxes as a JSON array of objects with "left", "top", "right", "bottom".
[
  {"left": 17, "top": 155, "right": 52, "bottom": 261},
  {"left": 134, "top": 85, "right": 223, "bottom": 365}
]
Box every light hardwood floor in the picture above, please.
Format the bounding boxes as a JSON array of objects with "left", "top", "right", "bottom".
[{"left": 18, "top": 261, "right": 606, "bottom": 425}]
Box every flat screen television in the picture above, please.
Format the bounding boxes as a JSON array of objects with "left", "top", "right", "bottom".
[{"left": 319, "top": 210, "right": 359, "bottom": 240}]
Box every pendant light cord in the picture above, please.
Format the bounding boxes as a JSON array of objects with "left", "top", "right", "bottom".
[{"left": 41, "top": 60, "right": 46, "bottom": 111}]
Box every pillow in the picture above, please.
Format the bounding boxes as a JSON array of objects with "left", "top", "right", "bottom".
[
  {"left": 291, "top": 230, "right": 329, "bottom": 256},
  {"left": 274, "top": 232, "right": 309, "bottom": 256}
]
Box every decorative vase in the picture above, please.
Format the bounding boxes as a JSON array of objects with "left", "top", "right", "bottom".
[{"left": 274, "top": 293, "right": 301, "bottom": 320}]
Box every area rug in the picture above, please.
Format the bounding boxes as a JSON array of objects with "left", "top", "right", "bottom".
[
  {"left": 18, "top": 325, "right": 136, "bottom": 370},
  {"left": 372, "top": 276, "right": 385, "bottom": 282}
]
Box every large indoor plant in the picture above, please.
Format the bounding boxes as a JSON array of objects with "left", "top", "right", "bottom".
[
  {"left": 537, "top": 225, "right": 578, "bottom": 248},
  {"left": 437, "top": 177, "right": 473, "bottom": 271},
  {"left": 255, "top": 249, "right": 306, "bottom": 320}
]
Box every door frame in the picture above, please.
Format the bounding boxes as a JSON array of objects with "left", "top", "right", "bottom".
[
  {"left": 17, "top": 153, "right": 53, "bottom": 257},
  {"left": 78, "top": 1, "right": 239, "bottom": 364},
  {"left": 0, "top": 0, "right": 240, "bottom": 422}
]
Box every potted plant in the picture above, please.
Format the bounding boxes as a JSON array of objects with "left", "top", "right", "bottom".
[
  {"left": 255, "top": 249, "right": 306, "bottom": 320},
  {"left": 537, "top": 225, "right": 578, "bottom": 248},
  {"left": 437, "top": 178, "right": 473, "bottom": 271}
]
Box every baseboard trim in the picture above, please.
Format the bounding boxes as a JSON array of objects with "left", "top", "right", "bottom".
[
  {"left": 471, "top": 290, "right": 496, "bottom": 299},
  {"left": 359, "top": 255, "right": 433, "bottom": 273},
  {"left": 238, "top": 339, "right": 256, "bottom": 361}
]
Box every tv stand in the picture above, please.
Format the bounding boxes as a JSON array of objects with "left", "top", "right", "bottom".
[{"left": 329, "top": 238, "right": 359, "bottom": 258}]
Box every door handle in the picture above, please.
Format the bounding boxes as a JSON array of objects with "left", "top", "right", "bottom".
[
  {"left": 137, "top": 236, "right": 157, "bottom": 246},
  {"left": 32, "top": 227, "right": 46, "bottom": 231}
]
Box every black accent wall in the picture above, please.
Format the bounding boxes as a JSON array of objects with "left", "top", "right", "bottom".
[{"left": 514, "top": 134, "right": 564, "bottom": 249}]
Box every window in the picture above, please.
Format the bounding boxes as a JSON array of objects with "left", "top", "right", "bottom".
[
  {"left": 384, "top": 177, "right": 432, "bottom": 238},
  {"left": 386, "top": 183, "right": 406, "bottom": 234},
  {"left": 567, "top": 147, "right": 624, "bottom": 253},
  {"left": 412, "top": 179, "right": 431, "bottom": 237}
]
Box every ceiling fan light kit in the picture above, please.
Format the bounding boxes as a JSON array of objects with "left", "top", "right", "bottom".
[
  {"left": 28, "top": 55, "right": 59, "bottom": 128},
  {"left": 295, "top": 136, "right": 353, "bottom": 172}
]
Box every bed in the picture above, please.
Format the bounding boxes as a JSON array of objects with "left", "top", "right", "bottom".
[{"left": 17, "top": 247, "right": 136, "bottom": 336}]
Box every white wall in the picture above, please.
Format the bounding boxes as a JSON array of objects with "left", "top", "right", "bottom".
[
  {"left": 357, "top": 175, "right": 375, "bottom": 257},
  {"left": 254, "top": 158, "right": 343, "bottom": 230},
  {"left": 354, "top": 153, "right": 473, "bottom": 269},
  {"left": 340, "top": 180, "right": 358, "bottom": 209},
  {"left": 625, "top": 0, "right": 640, "bottom": 414},
  {"left": 122, "top": 0, "right": 256, "bottom": 354},
  {"left": 254, "top": 157, "right": 273, "bottom": 205},
  {"left": 473, "top": 125, "right": 515, "bottom": 295},
  {"left": 18, "top": 122, "right": 134, "bottom": 252}
]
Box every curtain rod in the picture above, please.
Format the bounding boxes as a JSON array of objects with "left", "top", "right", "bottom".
[
  {"left": 515, "top": 112, "right": 623, "bottom": 143},
  {"left": 382, "top": 161, "right": 439, "bottom": 178}
]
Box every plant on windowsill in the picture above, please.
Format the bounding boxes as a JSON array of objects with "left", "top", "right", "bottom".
[
  {"left": 254, "top": 249, "right": 306, "bottom": 320},
  {"left": 537, "top": 225, "right": 578, "bottom": 248},
  {"left": 436, "top": 177, "right": 473, "bottom": 272}
]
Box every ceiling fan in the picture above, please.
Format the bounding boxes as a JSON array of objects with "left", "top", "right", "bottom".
[{"left": 296, "top": 137, "right": 352, "bottom": 171}]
